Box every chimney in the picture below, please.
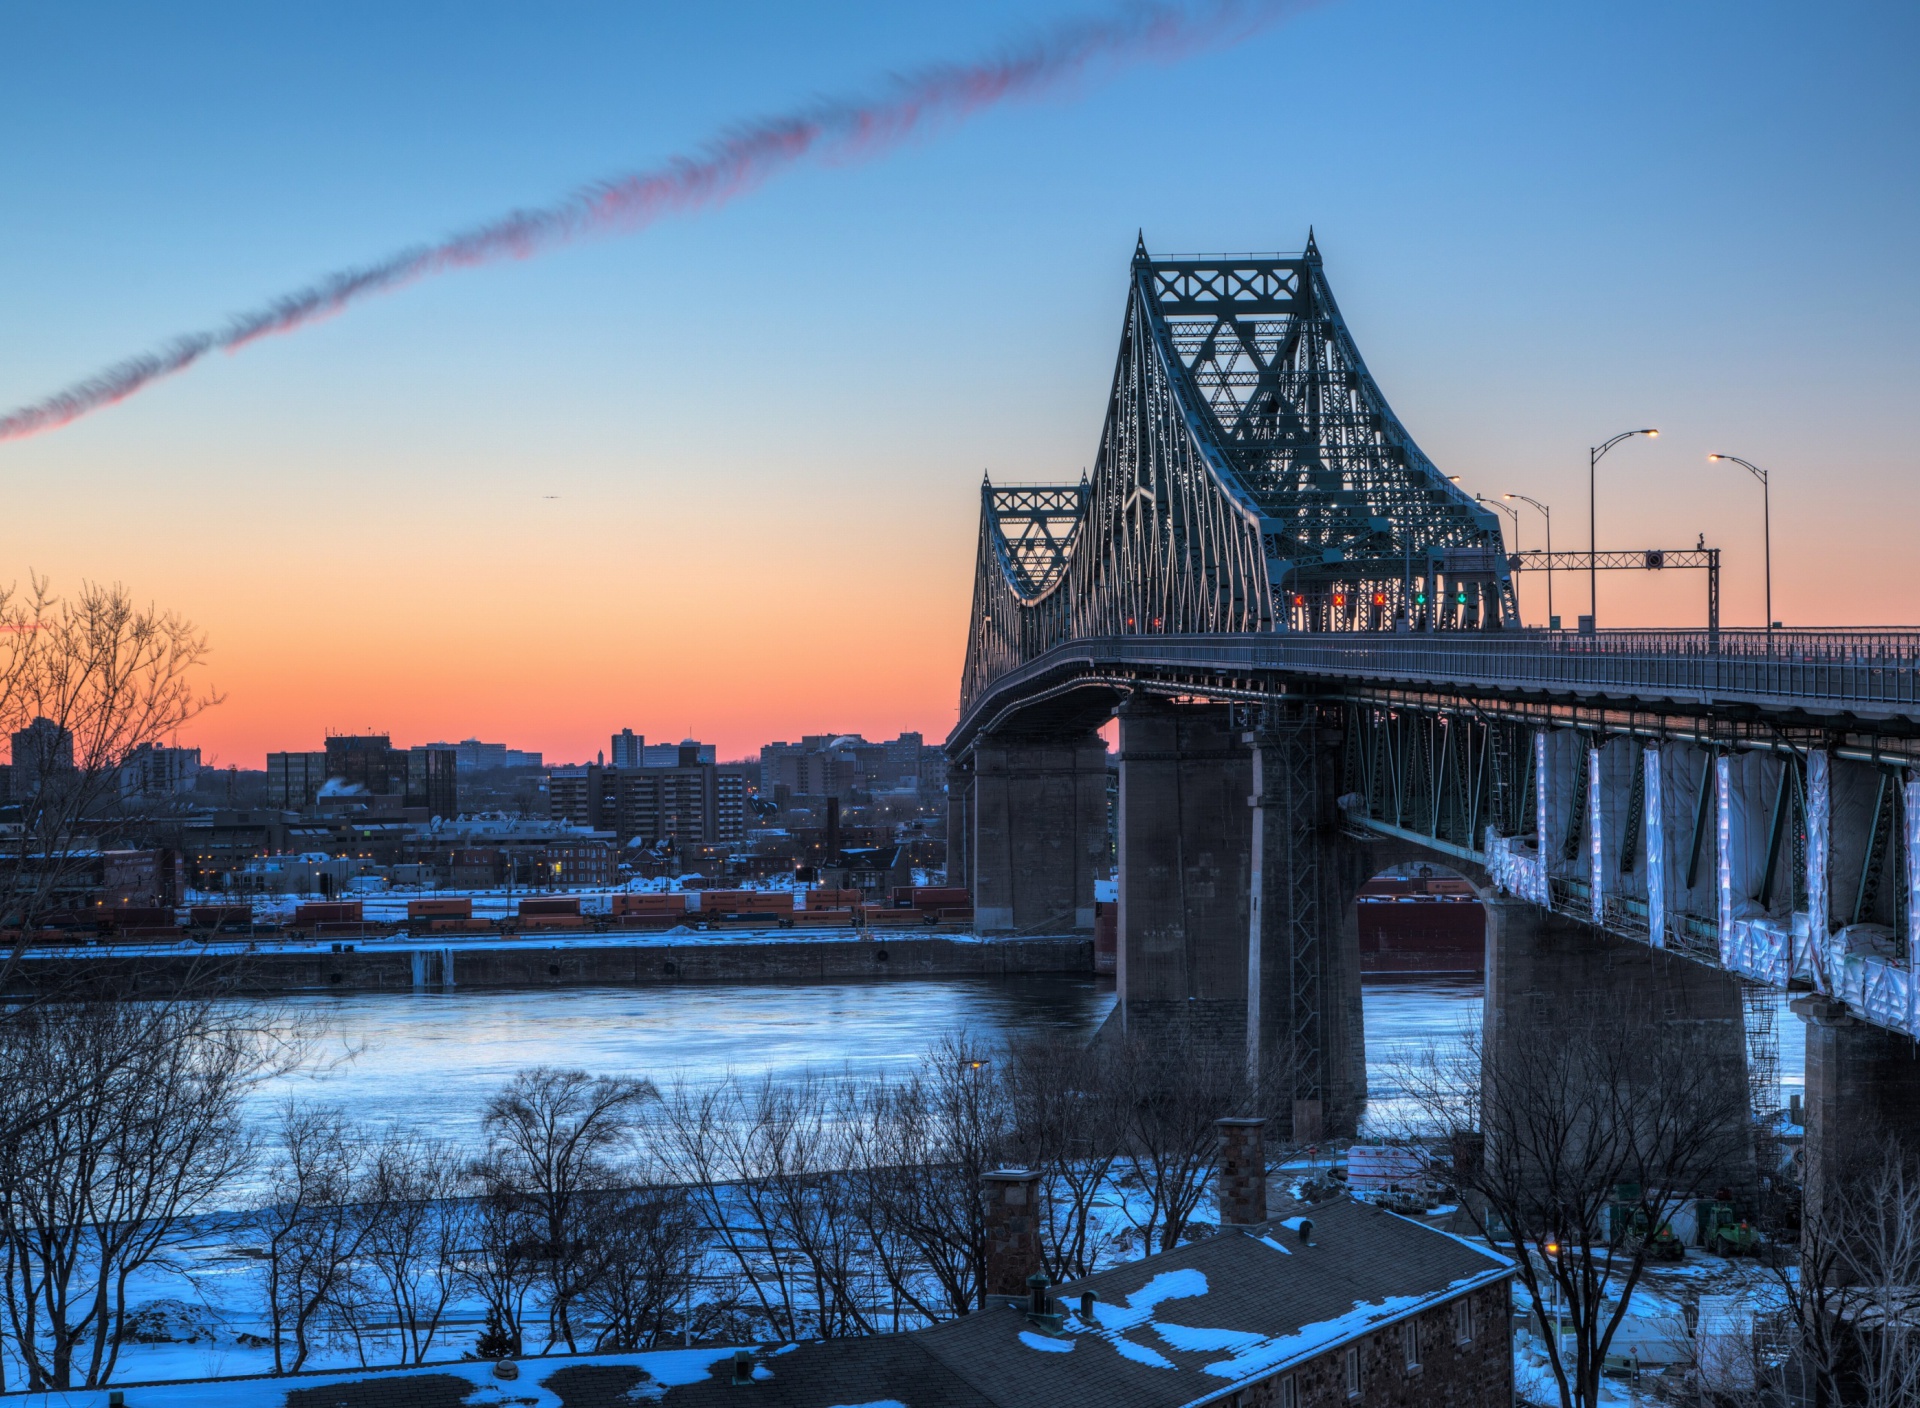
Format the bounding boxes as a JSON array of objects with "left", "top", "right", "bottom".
[
  {"left": 1215, "top": 1116, "right": 1268, "bottom": 1225},
  {"left": 982, "top": 1167, "right": 1044, "bottom": 1298}
]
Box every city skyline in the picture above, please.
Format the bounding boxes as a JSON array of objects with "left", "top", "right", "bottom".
[{"left": 3, "top": 1, "right": 1913, "bottom": 767}]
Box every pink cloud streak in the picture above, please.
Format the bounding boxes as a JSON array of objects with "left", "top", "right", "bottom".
[{"left": 0, "top": 1, "right": 1313, "bottom": 444}]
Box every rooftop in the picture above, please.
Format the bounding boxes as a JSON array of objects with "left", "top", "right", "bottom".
[{"left": 45, "top": 1200, "right": 1508, "bottom": 1408}]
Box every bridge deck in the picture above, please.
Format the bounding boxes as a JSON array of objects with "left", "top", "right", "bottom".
[{"left": 956, "top": 627, "right": 1920, "bottom": 746}]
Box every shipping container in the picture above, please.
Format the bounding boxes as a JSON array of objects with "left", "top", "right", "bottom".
[
  {"left": 294, "top": 901, "right": 363, "bottom": 926},
  {"left": 806, "top": 888, "right": 863, "bottom": 910},
  {"left": 518, "top": 897, "right": 581, "bottom": 917},
  {"left": 910, "top": 886, "right": 971, "bottom": 909},
  {"left": 517, "top": 913, "right": 586, "bottom": 929},
  {"left": 607, "top": 913, "right": 685, "bottom": 930},
  {"left": 861, "top": 907, "right": 935, "bottom": 927},
  {"left": 408, "top": 897, "right": 473, "bottom": 920},
  {"left": 610, "top": 893, "right": 689, "bottom": 916},
  {"left": 696, "top": 891, "right": 795, "bottom": 914},
  {"left": 791, "top": 908, "right": 856, "bottom": 928}
]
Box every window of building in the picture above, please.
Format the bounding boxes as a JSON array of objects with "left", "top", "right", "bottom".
[
  {"left": 1403, "top": 1318, "right": 1422, "bottom": 1372},
  {"left": 1455, "top": 1296, "right": 1475, "bottom": 1345},
  {"left": 1277, "top": 1375, "right": 1298, "bottom": 1408},
  {"left": 1345, "top": 1344, "right": 1362, "bottom": 1398}
]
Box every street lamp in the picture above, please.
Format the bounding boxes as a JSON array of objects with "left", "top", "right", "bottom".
[
  {"left": 1475, "top": 494, "right": 1521, "bottom": 544},
  {"left": 1589, "top": 429, "right": 1659, "bottom": 629},
  {"left": 1475, "top": 495, "right": 1521, "bottom": 617},
  {"left": 1505, "top": 494, "right": 1554, "bottom": 626},
  {"left": 1709, "top": 454, "right": 1773, "bottom": 638}
]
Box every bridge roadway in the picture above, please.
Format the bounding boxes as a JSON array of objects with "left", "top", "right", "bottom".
[{"left": 953, "top": 627, "right": 1920, "bottom": 750}]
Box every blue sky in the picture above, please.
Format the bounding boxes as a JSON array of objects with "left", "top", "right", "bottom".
[{"left": 0, "top": 1, "right": 1913, "bottom": 761}]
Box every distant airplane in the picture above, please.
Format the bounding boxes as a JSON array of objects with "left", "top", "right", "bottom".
[{"left": 542, "top": 495, "right": 561, "bottom": 500}]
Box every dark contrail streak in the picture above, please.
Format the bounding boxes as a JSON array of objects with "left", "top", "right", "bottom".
[{"left": 0, "top": 1, "right": 1314, "bottom": 443}]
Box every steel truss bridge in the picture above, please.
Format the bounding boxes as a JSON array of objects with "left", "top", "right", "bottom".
[{"left": 948, "top": 238, "right": 1920, "bottom": 1146}]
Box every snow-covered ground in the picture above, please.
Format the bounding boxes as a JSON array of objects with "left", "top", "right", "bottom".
[{"left": 0, "top": 974, "right": 1811, "bottom": 1398}]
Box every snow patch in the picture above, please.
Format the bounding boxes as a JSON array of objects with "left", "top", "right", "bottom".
[
  {"left": 1086, "top": 1268, "right": 1210, "bottom": 1332},
  {"left": 1019, "top": 1330, "right": 1075, "bottom": 1353},
  {"left": 1256, "top": 1234, "right": 1293, "bottom": 1255},
  {"left": 1110, "top": 1335, "right": 1178, "bottom": 1369},
  {"left": 1152, "top": 1321, "right": 1267, "bottom": 1353}
]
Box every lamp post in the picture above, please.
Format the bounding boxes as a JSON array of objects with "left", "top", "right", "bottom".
[
  {"left": 1505, "top": 494, "right": 1554, "bottom": 626},
  {"left": 1589, "top": 429, "right": 1659, "bottom": 629},
  {"left": 1476, "top": 494, "right": 1521, "bottom": 544},
  {"left": 1475, "top": 494, "right": 1521, "bottom": 620},
  {"left": 1709, "top": 454, "right": 1772, "bottom": 639}
]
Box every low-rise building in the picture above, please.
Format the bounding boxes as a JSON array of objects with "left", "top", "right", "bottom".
[{"left": 641, "top": 1197, "right": 1513, "bottom": 1407}]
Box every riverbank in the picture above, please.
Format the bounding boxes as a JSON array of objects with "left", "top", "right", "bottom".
[{"left": 3, "top": 931, "right": 1093, "bottom": 996}]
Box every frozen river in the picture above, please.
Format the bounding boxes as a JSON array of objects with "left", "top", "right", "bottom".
[{"left": 248, "top": 974, "right": 1805, "bottom": 1151}]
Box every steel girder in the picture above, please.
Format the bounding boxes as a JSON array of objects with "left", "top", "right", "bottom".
[
  {"left": 959, "top": 236, "right": 1515, "bottom": 719},
  {"left": 1341, "top": 701, "right": 1536, "bottom": 852}
]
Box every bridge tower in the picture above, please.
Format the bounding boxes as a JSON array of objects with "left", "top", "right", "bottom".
[{"left": 953, "top": 236, "right": 1521, "bottom": 1132}]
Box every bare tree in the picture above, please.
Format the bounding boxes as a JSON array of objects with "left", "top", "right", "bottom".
[
  {"left": 857, "top": 1031, "right": 1007, "bottom": 1319},
  {"left": 1752, "top": 1136, "right": 1920, "bottom": 1408},
  {"left": 657, "top": 1071, "right": 873, "bottom": 1342},
  {"left": 999, "top": 1030, "right": 1128, "bottom": 1280},
  {"left": 656, "top": 1079, "right": 797, "bottom": 1341},
  {"left": 575, "top": 1183, "right": 705, "bottom": 1351},
  {"left": 0, "top": 579, "right": 217, "bottom": 985},
  {"left": 1109, "top": 1028, "right": 1273, "bottom": 1254},
  {"left": 251, "top": 1102, "right": 370, "bottom": 1375},
  {"left": 1390, "top": 1013, "right": 1748, "bottom": 1408},
  {"left": 0, "top": 998, "right": 259, "bottom": 1389},
  {"left": 462, "top": 1184, "right": 538, "bottom": 1359},
  {"left": 473, "top": 1067, "right": 656, "bottom": 1354},
  {"left": 741, "top": 1073, "right": 873, "bottom": 1340},
  {"left": 357, "top": 1130, "right": 474, "bottom": 1366}
]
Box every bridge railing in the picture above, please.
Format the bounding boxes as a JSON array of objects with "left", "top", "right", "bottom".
[{"left": 975, "top": 628, "right": 1920, "bottom": 717}]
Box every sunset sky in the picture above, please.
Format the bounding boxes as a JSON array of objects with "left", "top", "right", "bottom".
[{"left": 2, "top": 1, "right": 1914, "bottom": 768}]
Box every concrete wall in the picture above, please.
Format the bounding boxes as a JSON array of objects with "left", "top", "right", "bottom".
[{"left": 6, "top": 935, "right": 1094, "bottom": 997}]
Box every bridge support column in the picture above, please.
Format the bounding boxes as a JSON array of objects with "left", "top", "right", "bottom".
[
  {"left": 1116, "top": 698, "right": 1363, "bottom": 1138},
  {"left": 1116, "top": 699, "right": 1251, "bottom": 1048},
  {"left": 1249, "top": 704, "right": 1365, "bottom": 1140},
  {"left": 1793, "top": 994, "right": 1920, "bottom": 1237},
  {"left": 1484, "top": 898, "right": 1755, "bottom": 1197},
  {"left": 969, "top": 732, "right": 1107, "bottom": 932}
]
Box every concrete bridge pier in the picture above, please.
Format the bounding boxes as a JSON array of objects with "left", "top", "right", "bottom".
[
  {"left": 965, "top": 731, "right": 1107, "bottom": 933},
  {"left": 1114, "top": 697, "right": 1366, "bottom": 1138},
  {"left": 1484, "top": 896, "right": 1756, "bottom": 1198},
  {"left": 1115, "top": 698, "right": 1252, "bottom": 1051},
  {"left": 1792, "top": 994, "right": 1920, "bottom": 1234}
]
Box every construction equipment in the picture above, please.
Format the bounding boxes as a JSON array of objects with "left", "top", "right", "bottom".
[
  {"left": 1609, "top": 1183, "right": 1685, "bottom": 1260},
  {"left": 1700, "top": 1195, "right": 1759, "bottom": 1257}
]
